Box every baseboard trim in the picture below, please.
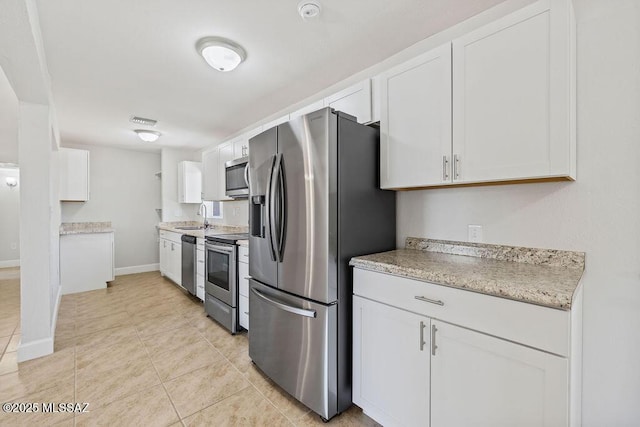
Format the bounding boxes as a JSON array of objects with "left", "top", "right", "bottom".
[
  {"left": 17, "top": 336, "right": 54, "bottom": 362},
  {"left": 115, "top": 263, "right": 159, "bottom": 276},
  {"left": 0, "top": 259, "right": 20, "bottom": 268},
  {"left": 17, "top": 285, "right": 60, "bottom": 363}
]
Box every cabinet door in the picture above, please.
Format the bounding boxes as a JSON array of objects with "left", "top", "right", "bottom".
[
  {"left": 431, "top": 320, "right": 568, "bottom": 427},
  {"left": 217, "top": 142, "right": 234, "bottom": 201},
  {"left": 159, "top": 239, "right": 168, "bottom": 276},
  {"left": 353, "top": 296, "right": 430, "bottom": 427},
  {"left": 452, "top": 0, "right": 574, "bottom": 182},
  {"left": 202, "top": 149, "right": 219, "bottom": 201},
  {"left": 234, "top": 127, "right": 262, "bottom": 159},
  {"left": 325, "top": 79, "right": 372, "bottom": 124},
  {"left": 380, "top": 44, "right": 452, "bottom": 189},
  {"left": 168, "top": 240, "right": 182, "bottom": 286},
  {"left": 178, "top": 161, "right": 202, "bottom": 203},
  {"left": 59, "top": 148, "right": 90, "bottom": 201}
]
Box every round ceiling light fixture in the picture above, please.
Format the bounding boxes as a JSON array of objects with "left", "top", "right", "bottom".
[
  {"left": 298, "top": 1, "right": 321, "bottom": 19},
  {"left": 196, "top": 37, "right": 246, "bottom": 72},
  {"left": 134, "top": 129, "right": 161, "bottom": 142}
]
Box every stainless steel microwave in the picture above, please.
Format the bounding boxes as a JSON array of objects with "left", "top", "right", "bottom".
[{"left": 225, "top": 157, "right": 249, "bottom": 198}]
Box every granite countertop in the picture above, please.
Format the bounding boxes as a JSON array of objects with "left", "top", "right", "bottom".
[
  {"left": 158, "top": 221, "right": 248, "bottom": 238},
  {"left": 350, "top": 238, "right": 585, "bottom": 310},
  {"left": 60, "top": 222, "right": 114, "bottom": 235}
]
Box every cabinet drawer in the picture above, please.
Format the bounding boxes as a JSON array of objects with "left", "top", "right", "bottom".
[
  {"left": 159, "top": 230, "right": 182, "bottom": 244},
  {"left": 196, "top": 284, "right": 204, "bottom": 301},
  {"left": 197, "top": 274, "right": 204, "bottom": 287},
  {"left": 238, "top": 245, "right": 249, "bottom": 262},
  {"left": 353, "top": 268, "right": 570, "bottom": 356},
  {"left": 239, "top": 295, "right": 249, "bottom": 330}
]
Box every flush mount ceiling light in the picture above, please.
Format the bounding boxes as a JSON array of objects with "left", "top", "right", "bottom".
[
  {"left": 196, "top": 37, "right": 246, "bottom": 72},
  {"left": 134, "top": 129, "right": 161, "bottom": 142},
  {"left": 298, "top": 1, "right": 321, "bottom": 19},
  {"left": 5, "top": 177, "right": 18, "bottom": 188}
]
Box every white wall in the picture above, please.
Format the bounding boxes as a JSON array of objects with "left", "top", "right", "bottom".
[
  {"left": 397, "top": 0, "right": 640, "bottom": 424},
  {"left": 161, "top": 148, "right": 201, "bottom": 222},
  {"left": 61, "top": 144, "right": 161, "bottom": 270},
  {"left": 0, "top": 167, "right": 20, "bottom": 266}
]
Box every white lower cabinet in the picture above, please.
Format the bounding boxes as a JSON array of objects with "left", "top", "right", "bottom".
[
  {"left": 430, "top": 320, "right": 568, "bottom": 427},
  {"left": 60, "top": 232, "right": 114, "bottom": 295},
  {"left": 353, "top": 296, "right": 430, "bottom": 427},
  {"left": 159, "top": 230, "right": 182, "bottom": 286},
  {"left": 196, "top": 244, "right": 205, "bottom": 301},
  {"left": 353, "top": 268, "right": 578, "bottom": 427},
  {"left": 238, "top": 248, "right": 249, "bottom": 330}
]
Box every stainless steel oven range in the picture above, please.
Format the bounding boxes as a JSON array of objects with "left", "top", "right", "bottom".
[{"left": 204, "top": 233, "right": 248, "bottom": 334}]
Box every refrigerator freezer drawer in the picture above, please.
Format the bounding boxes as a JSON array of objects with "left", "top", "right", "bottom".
[{"left": 248, "top": 280, "right": 338, "bottom": 419}]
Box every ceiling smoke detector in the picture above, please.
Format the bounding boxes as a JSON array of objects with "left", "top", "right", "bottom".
[
  {"left": 298, "top": 1, "right": 321, "bottom": 20},
  {"left": 129, "top": 116, "right": 157, "bottom": 126}
]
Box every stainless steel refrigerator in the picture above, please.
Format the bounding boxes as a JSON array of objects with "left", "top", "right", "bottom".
[{"left": 248, "top": 108, "right": 396, "bottom": 421}]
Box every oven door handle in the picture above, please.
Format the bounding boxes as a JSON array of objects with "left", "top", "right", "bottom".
[
  {"left": 205, "top": 243, "right": 234, "bottom": 253},
  {"left": 251, "top": 287, "right": 316, "bottom": 318}
]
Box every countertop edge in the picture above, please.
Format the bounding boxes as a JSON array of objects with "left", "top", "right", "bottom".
[{"left": 350, "top": 257, "right": 576, "bottom": 311}]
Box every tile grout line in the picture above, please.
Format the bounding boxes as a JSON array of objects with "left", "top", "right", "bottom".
[{"left": 135, "top": 326, "right": 183, "bottom": 425}]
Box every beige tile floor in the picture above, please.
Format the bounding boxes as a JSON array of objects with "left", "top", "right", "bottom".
[{"left": 0, "top": 268, "right": 379, "bottom": 427}]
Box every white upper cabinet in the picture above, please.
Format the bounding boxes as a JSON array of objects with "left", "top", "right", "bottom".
[
  {"left": 380, "top": 44, "right": 452, "bottom": 189},
  {"left": 201, "top": 148, "right": 219, "bottom": 201},
  {"left": 217, "top": 141, "right": 235, "bottom": 201},
  {"left": 325, "top": 79, "right": 372, "bottom": 124},
  {"left": 379, "top": 0, "right": 575, "bottom": 189},
  {"left": 177, "top": 161, "right": 202, "bottom": 204},
  {"left": 452, "top": 0, "right": 575, "bottom": 183},
  {"left": 59, "top": 147, "right": 90, "bottom": 201},
  {"left": 234, "top": 126, "right": 263, "bottom": 159}
]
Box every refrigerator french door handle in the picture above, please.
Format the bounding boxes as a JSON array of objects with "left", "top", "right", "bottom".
[
  {"left": 251, "top": 287, "right": 317, "bottom": 318},
  {"left": 274, "top": 155, "right": 286, "bottom": 262},
  {"left": 265, "top": 155, "right": 278, "bottom": 261}
]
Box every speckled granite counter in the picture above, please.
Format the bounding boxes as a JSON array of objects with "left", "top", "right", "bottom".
[
  {"left": 60, "top": 222, "right": 114, "bottom": 235},
  {"left": 350, "top": 238, "right": 585, "bottom": 310},
  {"left": 158, "top": 222, "right": 248, "bottom": 238}
]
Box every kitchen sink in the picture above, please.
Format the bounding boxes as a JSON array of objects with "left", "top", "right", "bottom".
[{"left": 174, "top": 226, "right": 204, "bottom": 230}]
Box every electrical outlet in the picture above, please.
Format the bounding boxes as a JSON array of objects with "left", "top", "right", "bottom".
[
  {"left": 232, "top": 207, "right": 240, "bottom": 217},
  {"left": 468, "top": 225, "right": 483, "bottom": 243}
]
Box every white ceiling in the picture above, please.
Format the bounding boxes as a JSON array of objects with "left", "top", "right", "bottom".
[{"left": 34, "top": 0, "right": 506, "bottom": 152}]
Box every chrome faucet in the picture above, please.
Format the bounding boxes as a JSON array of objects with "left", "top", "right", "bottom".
[{"left": 199, "top": 202, "right": 209, "bottom": 229}]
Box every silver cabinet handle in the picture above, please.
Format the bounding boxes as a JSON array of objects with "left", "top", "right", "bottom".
[
  {"left": 171, "top": 242, "right": 175, "bottom": 251},
  {"left": 419, "top": 321, "right": 426, "bottom": 351},
  {"left": 431, "top": 324, "right": 438, "bottom": 356},
  {"left": 415, "top": 296, "right": 444, "bottom": 306},
  {"left": 442, "top": 156, "right": 449, "bottom": 181},
  {"left": 197, "top": 260, "right": 204, "bottom": 264},
  {"left": 251, "top": 287, "right": 316, "bottom": 318},
  {"left": 244, "top": 276, "right": 252, "bottom": 280},
  {"left": 453, "top": 154, "right": 460, "bottom": 180}
]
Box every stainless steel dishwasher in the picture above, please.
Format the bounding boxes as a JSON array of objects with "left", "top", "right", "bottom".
[{"left": 181, "top": 235, "right": 197, "bottom": 296}]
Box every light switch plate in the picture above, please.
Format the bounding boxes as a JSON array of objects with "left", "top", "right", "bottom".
[{"left": 468, "top": 225, "right": 483, "bottom": 243}]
